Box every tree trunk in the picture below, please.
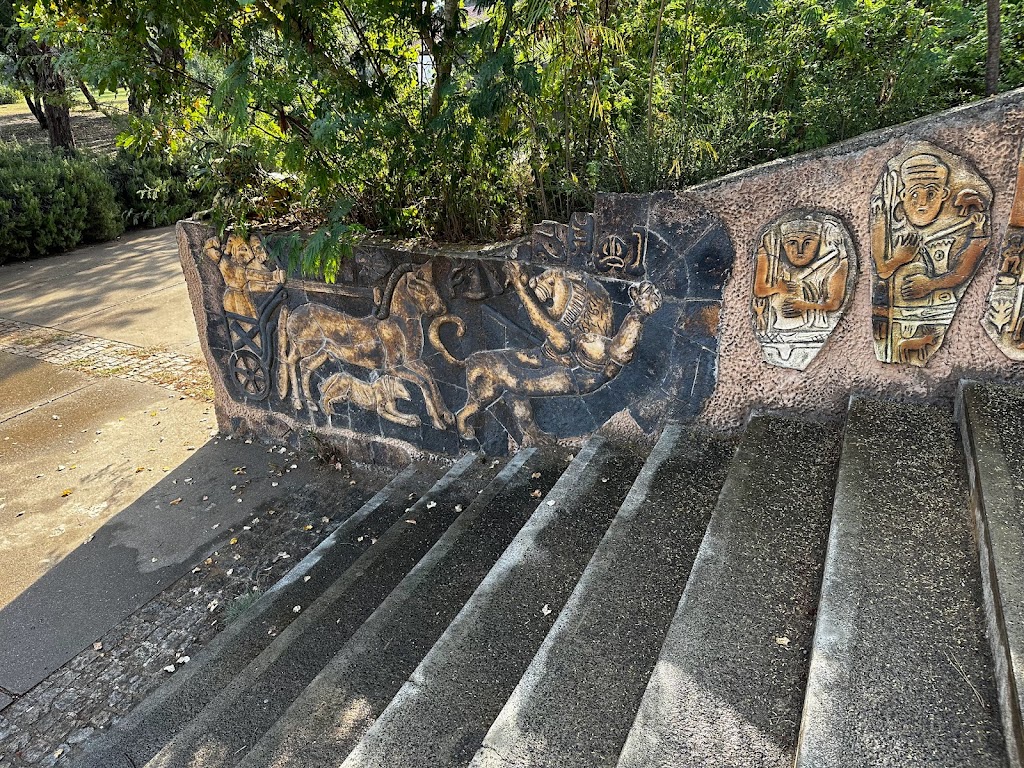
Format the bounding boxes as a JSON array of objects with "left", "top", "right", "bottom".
[
  {"left": 128, "top": 85, "right": 145, "bottom": 116},
  {"left": 44, "top": 95, "right": 75, "bottom": 150},
  {"left": 39, "top": 59, "right": 75, "bottom": 149},
  {"left": 23, "top": 92, "right": 47, "bottom": 130},
  {"left": 986, "top": 0, "right": 1001, "bottom": 96},
  {"left": 78, "top": 79, "right": 100, "bottom": 111},
  {"left": 427, "top": 0, "right": 459, "bottom": 120}
]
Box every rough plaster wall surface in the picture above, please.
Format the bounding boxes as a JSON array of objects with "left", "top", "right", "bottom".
[{"left": 697, "top": 93, "right": 1024, "bottom": 430}]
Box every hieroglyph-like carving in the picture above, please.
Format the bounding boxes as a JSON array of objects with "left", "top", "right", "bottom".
[
  {"left": 751, "top": 212, "right": 856, "bottom": 370},
  {"left": 982, "top": 150, "right": 1024, "bottom": 359},
  {"left": 870, "top": 143, "right": 992, "bottom": 366},
  {"left": 453, "top": 262, "right": 663, "bottom": 444},
  {"left": 529, "top": 213, "right": 647, "bottom": 279},
  {"left": 275, "top": 263, "right": 462, "bottom": 430}
]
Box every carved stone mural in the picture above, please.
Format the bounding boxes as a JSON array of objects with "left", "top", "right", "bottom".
[
  {"left": 870, "top": 142, "right": 993, "bottom": 366},
  {"left": 982, "top": 150, "right": 1024, "bottom": 359},
  {"left": 455, "top": 262, "right": 662, "bottom": 443},
  {"left": 751, "top": 211, "right": 856, "bottom": 370},
  {"left": 179, "top": 191, "right": 733, "bottom": 457}
]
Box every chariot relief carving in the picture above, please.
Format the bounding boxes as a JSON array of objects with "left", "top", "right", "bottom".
[
  {"left": 751, "top": 211, "right": 856, "bottom": 370},
  {"left": 205, "top": 235, "right": 287, "bottom": 400},
  {"left": 870, "top": 143, "right": 992, "bottom": 366},
  {"left": 982, "top": 150, "right": 1024, "bottom": 359},
  {"left": 453, "top": 262, "right": 663, "bottom": 444}
]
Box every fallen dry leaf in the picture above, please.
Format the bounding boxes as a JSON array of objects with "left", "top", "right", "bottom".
[
  {"left": 60, "top": 489, "right": 73, "bottom": 497},
  {"left": 170, "top": 498, "right": 183, "bottom": 505}
]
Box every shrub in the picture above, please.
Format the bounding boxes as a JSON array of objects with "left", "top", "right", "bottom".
[
  {"left": 0, "top": 82, "right": 19, "bottom": 105},
  {"left": 104, "top": 150, "right": 212, "bottom": 229},
  {"left": 0, "top": 143, "right": 124, "bottom": 264}
]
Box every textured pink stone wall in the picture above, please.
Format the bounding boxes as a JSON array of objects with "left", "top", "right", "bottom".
[{"left": 697, "top": 93, "right": 1024, "bottom": 430}]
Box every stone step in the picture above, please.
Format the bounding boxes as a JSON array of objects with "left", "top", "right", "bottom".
[
  {"left": 617, "top": 415, "right": 840, "bottom": 768},
  {"left": 469, "top": 424, "right": 737, "bottom": 768},
  {"left": 139, "top": 451, "right": 506, "bottom": 768},
  {"left": 795, "top": 398, "right": 1007, "bottom": 768},
  {"left": 960, "top": 382, "right": 1024, "bottom": 768},
  {"left": 339, "top": 437, "right": 648, "bottom": 768},
  {"left": 71, "top": 460, "right": 445, "bottom": 768},
  {"left": 238, "top": 445, "right": 572, "bottom": 768}
]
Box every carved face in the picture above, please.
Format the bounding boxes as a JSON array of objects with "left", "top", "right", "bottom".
[
  {"left": 782, "top": 230, "right": 821, "bottom": 267},
  {"left": 530, "top": 270, "right": 573, "bottom": 319},
  {"left": 404, "top": 266, "right": 445, "bottom": 316},
  {"left": 900, "top": 183, "right": 950, "bottom": 228}
]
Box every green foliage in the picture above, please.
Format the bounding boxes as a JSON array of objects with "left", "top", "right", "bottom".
[
  {"left": 0, "top": 80, "right": 18, "bottom": 103},
  {"left": 19, "top": 0, "right": 1022, "bottom": 270},
  {"left": 104, "top": 148, "right": 213, "bottom": 228},
  {"left": 0, "top": 142, "right": 123, "bottom": 264}
]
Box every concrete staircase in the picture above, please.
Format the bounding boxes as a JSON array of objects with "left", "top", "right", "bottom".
[{"left": 73, "top": 383, "right": 1024, "bottom": 768}]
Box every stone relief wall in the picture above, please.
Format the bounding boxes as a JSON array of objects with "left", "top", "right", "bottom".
[
  {"left": 701, "top": 89, "right": 1024, "bottom": 429},
  {"left": 179, "top": 89, "right": 1024, "bottom": 456},
  {"left": 751, "top": 211, "right": 856, "bottom": 370},
  {"left": 177, "top": 192, "right": 731, "bottom": 459},
  {"left": 870, "top": 143, "right": 992, "bottom": 366}
]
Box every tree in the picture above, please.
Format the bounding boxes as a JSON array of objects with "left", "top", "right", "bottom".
[
  {"left": 987, "top": 0, "right": 1001, "bottom": 95},
  {"left": 1, "top": 0, "right": 75, "bottom": 149}
]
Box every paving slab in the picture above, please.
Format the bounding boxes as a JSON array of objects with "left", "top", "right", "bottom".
[
  {"left": 0, "top": 389, "right": 329, "bottom": 696},
  {"left": 0, "top": 352, "right": 93, "bottom": 422},
  {"left": 0, "top": 369, "right": 214, "bottom": 611}
]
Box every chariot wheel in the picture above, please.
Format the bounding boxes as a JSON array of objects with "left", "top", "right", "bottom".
[{"left": 228, "top": 349, "right": 271, "bottom": 401}]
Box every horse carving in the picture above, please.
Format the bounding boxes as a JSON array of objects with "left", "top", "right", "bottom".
[{"left": 276, "top": 263, "right": 460, "bottom": 431}]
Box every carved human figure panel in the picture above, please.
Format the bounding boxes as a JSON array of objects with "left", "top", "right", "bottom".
[
  {"left": 982, "top": 149, "right": 1024, "bottom": 359},
  {"left": 206, "top": 235, "right": 285, "bottom": 319},
  {"left": 751, "top": 211, "right": 856, "bottom": 370},
  {"left": 870, "top": 143, "right": 992, "bottom": 366},
  {"left": 455, "top": 262, "right": 663, "bottom": 444}
]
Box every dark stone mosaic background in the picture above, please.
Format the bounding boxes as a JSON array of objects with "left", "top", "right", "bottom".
[{"left": 181, "top": 189, "right": 733, "bottom": 456}]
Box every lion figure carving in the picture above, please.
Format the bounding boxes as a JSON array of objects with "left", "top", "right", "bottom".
[{"left": 455, "top": 262, "right": 663, "bottom": 443}]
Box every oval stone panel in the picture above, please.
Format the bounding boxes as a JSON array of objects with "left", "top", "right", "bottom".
[
  {"left": 751, "top": 210, "right": 857, "bottom": 371},
  {"left": 870, "top": 141, "right": 993, "bottom": 366}
]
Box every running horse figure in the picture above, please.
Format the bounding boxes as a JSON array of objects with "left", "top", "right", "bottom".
[{"left": 276, "top": 262, "right": 461, "bottom": 431}]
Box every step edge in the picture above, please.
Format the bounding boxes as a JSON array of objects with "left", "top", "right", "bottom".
[
  {"left": 960, "top": 382, "right": 1024, "bottom": 768},
  {"left": 143, "top": 452, "right": 483, "bottom": 768},
  {"left": 338, "top": 436, "right": 609, "bottom": 768},
  {"left": 469, "top": 425, "right": 683, "bottom": 766},
  {"left": 618, "top": 414, "right": 839, "bottom": 768},
  {"left": 70, "top": 462, "right": 421, "bottom": 766},
  {"left": 238, "top": 447, "right": 543, "bottom": 768},
  {"left": 794, "top": 400, "right": 880, "bottom": 767}
]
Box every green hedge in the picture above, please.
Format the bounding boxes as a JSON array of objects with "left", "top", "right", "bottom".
[
  {"left": 0, "top": 144, "right": 123, "bottom": 264},
  {"left": 104, "top": 150, "right": 210, "bottom": 229},
  {"left": 0, "top": 144, "right": 213, "bottom": 265},
  {"left": 0, "top": 83, "right": 19, "bottom": 105}
]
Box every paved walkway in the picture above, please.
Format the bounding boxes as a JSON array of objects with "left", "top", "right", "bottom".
[
  {"left": 0, "top": 228, "right": 214, "bottom": 614},
  {"left": 0, "top": 229, "right": 392, "bottom": 767}
]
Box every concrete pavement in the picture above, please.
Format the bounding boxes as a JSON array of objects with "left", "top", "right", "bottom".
[{"left": 0, "top": 228, "right": 330, "bottom": 701}]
